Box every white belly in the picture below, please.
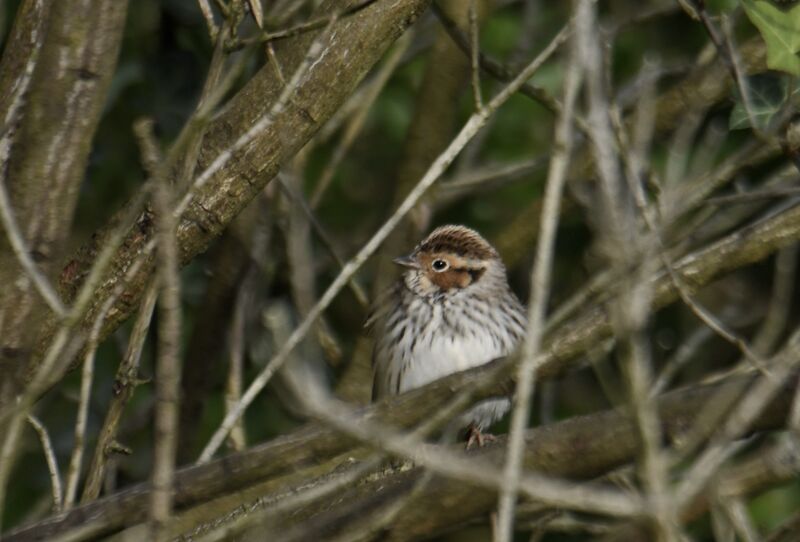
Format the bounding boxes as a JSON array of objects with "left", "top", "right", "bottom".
[
  {"left": 397, "top": 332, "right": 504, "bottom": 393},
  {"left": 395, "top": 307, "right": 514, "bottom": 429}
]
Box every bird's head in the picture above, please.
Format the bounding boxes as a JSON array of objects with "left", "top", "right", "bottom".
[{"left": 394, "top": 225, "right": 505, "bottom": 298}]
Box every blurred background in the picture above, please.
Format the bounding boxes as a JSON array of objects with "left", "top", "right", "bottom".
[{"left": 2, "top": 0, "right": 800, "bottom": 540}]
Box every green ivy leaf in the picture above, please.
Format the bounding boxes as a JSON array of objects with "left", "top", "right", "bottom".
[
  {"left": 729, "top": 73, "right": 795, "bottom": 130},
  {"left": 742, "top": 0, "right": 800, "bottom": 75}
]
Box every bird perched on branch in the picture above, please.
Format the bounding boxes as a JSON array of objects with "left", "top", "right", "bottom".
[{"left": 371, "top": 224, "right": 527, "bottom": 446}]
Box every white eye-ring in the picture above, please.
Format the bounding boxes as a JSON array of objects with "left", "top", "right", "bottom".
[{"left": 431, "top": 259, "right": 449, "bottom": 272}]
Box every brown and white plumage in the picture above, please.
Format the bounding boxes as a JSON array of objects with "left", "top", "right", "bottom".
[{"left": 371, "top": 225, "right": 526, "bottom": 432}]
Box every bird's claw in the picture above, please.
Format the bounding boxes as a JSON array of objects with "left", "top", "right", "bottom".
[{"left": 465, "top": 425, "right": 496, "bottom": 449}]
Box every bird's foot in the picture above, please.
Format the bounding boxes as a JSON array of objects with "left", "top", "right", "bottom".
[{"left": 465, "top": 424, "right": 496, "bottom": 449}]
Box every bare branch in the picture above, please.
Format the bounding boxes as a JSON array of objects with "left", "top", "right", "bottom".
[
  {"left": 496, "top": 12, "right": 583, "bottom": 540},
  {"left": 230, "top": 0, "right": 381, "bottom": 50},
  {"left": 82, "top": 284, "right": 157, "bottom": 503},
  {"left": 26, "top": 415, "right": 63, "bottom": 512},
  {"left": 279, "top": 175, "right": 369, "bottom": 307},
  {"left": 63, "top": 311, "right": 107, "bottom": 509},
  {"left": 753, "top": 246, "right": 799, "bottom": 357},
  {"left": 0, "top": 414, "right": 23, "bottom": 533},
  {"left": 197, "top": 0, "right": 219, "bottom": 40},
  {"left": 225, "top": 282, "right": 248, "bottom": 452},
  {"left": 468, "top": 0, "right": 482, "bottom": 111},
  {"left": 150, "top": 136, "right": 183, "bottom": 535}
]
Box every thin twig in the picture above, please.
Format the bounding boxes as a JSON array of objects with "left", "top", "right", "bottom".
[
  {"left": 719, "top": 495, "right": 759, "bottom": 542},
  {"left": 660, "top": 247, "right": 769, "bottom": 374},
  {"left": 0, "top": 413, "right": 23, "bottom": 533},
  {"left": 229, "top": 0, "right": 379, "bottom": 50},
  {"left": 431, "top": 2, "right": 560, "bottom": 116},
  {"left": 176, "top": 23, "right": 232, "bottom": 192},
  {"left": 309, "top": 31, "right": 411, "bottom": 208},
  {"left": 266, "top": 43, "right": 285, "bottom": 84},
  {"left": 435, "top": 156, "right": 546, "bottom": 203},
  {"left": 752, "top": 246, "right": 799, "bottom": 357},
  {"left": 693, "top": 7, "right": 754, "bottom": 132},
  {"left": 197, "top": 21, "right": 572, "bottom": 463},
  {"left": 496, "top": 15, "right": 582, "bottom": 541},
  {"left": 277, "top": 175, "right": 369, "bottom": 307},
  {"left": 63, "top": 301, "right": 110, "bottom": 509},
  {"left": 141, "top": 118, "right": 180, "bottom": 533},
  {"left": 431, "top": 2, "right": 591, "bottom": 137},
  {"left": 652, "top": 325, "right": 715, "bottom": 395},
  {"left": 468, "top": 0, "right": 483, "bottom": 111},
  {"left": 212, "top": 0, "right": 229, "bottom": 17},
  {"left": 509, "top": 0, "right": 541, "bottom": 65},
  {"left": 225, "top": 283, "right": 248, "bottom": 452},
  {"left": 26, "top": 415, "right": 63, "bottom": 512},
  {"left": 247, "top": 0, "right": 264, "bottom": 29},
  {"left": 663, "top": 109, "right": 705, "bottom": 192},
  {"left": 263, "top": 0, "right": 305, "bottom": 26},
  {"left": 706, "top": 186, "right": 800, "bottom": 205},
  {"left": 150, "top": 142, "right": 183, "bottom": 537},
  {"left": 666, "top": 141, "right": 779, "bottom": 235},
  {"left": 281, "top": 163, "right": 346, "bottom": 374},
  {"left": 81, "top": 283, "right": 157, "bottom": 503},
  {"left": 197, "top": 0, "right": 219, "bottom": 40}
]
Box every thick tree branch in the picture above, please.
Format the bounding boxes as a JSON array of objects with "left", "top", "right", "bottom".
[
  {"left": 8, "top": 366, "right": 794, "bottom": 542},
  {"left": 277, "top": 374, "right": 794, "bottom": 542},
  {"left": 46, "top": 0, "right": 431, "bottom": 381},
  {"left": 3, "top": 359, "right": 512, "bottom": 541},
  {"left": 0, "top": 0, "right": 129, "bottom": 388}
]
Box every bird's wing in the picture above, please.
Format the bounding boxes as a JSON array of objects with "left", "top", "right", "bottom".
[{"left": 366, "top": 283, "right": 403, "bottom": 401}]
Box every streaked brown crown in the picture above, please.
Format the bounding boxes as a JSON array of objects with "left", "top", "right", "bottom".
[{"left": 415, "top": 225, "right": 498, "bottom": 260}]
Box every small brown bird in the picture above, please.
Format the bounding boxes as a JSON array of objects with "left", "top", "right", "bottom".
[{"left": 371, "top": 225, "right": 527, "bottom": 445}]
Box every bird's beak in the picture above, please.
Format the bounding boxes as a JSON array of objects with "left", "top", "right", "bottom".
[{"left": 393, "top": 255, "right": 420, "bottom": 269}]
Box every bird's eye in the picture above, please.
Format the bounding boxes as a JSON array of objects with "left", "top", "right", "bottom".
[{"left": 431, "top": 259, "right": 449, "bottom": 272}]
